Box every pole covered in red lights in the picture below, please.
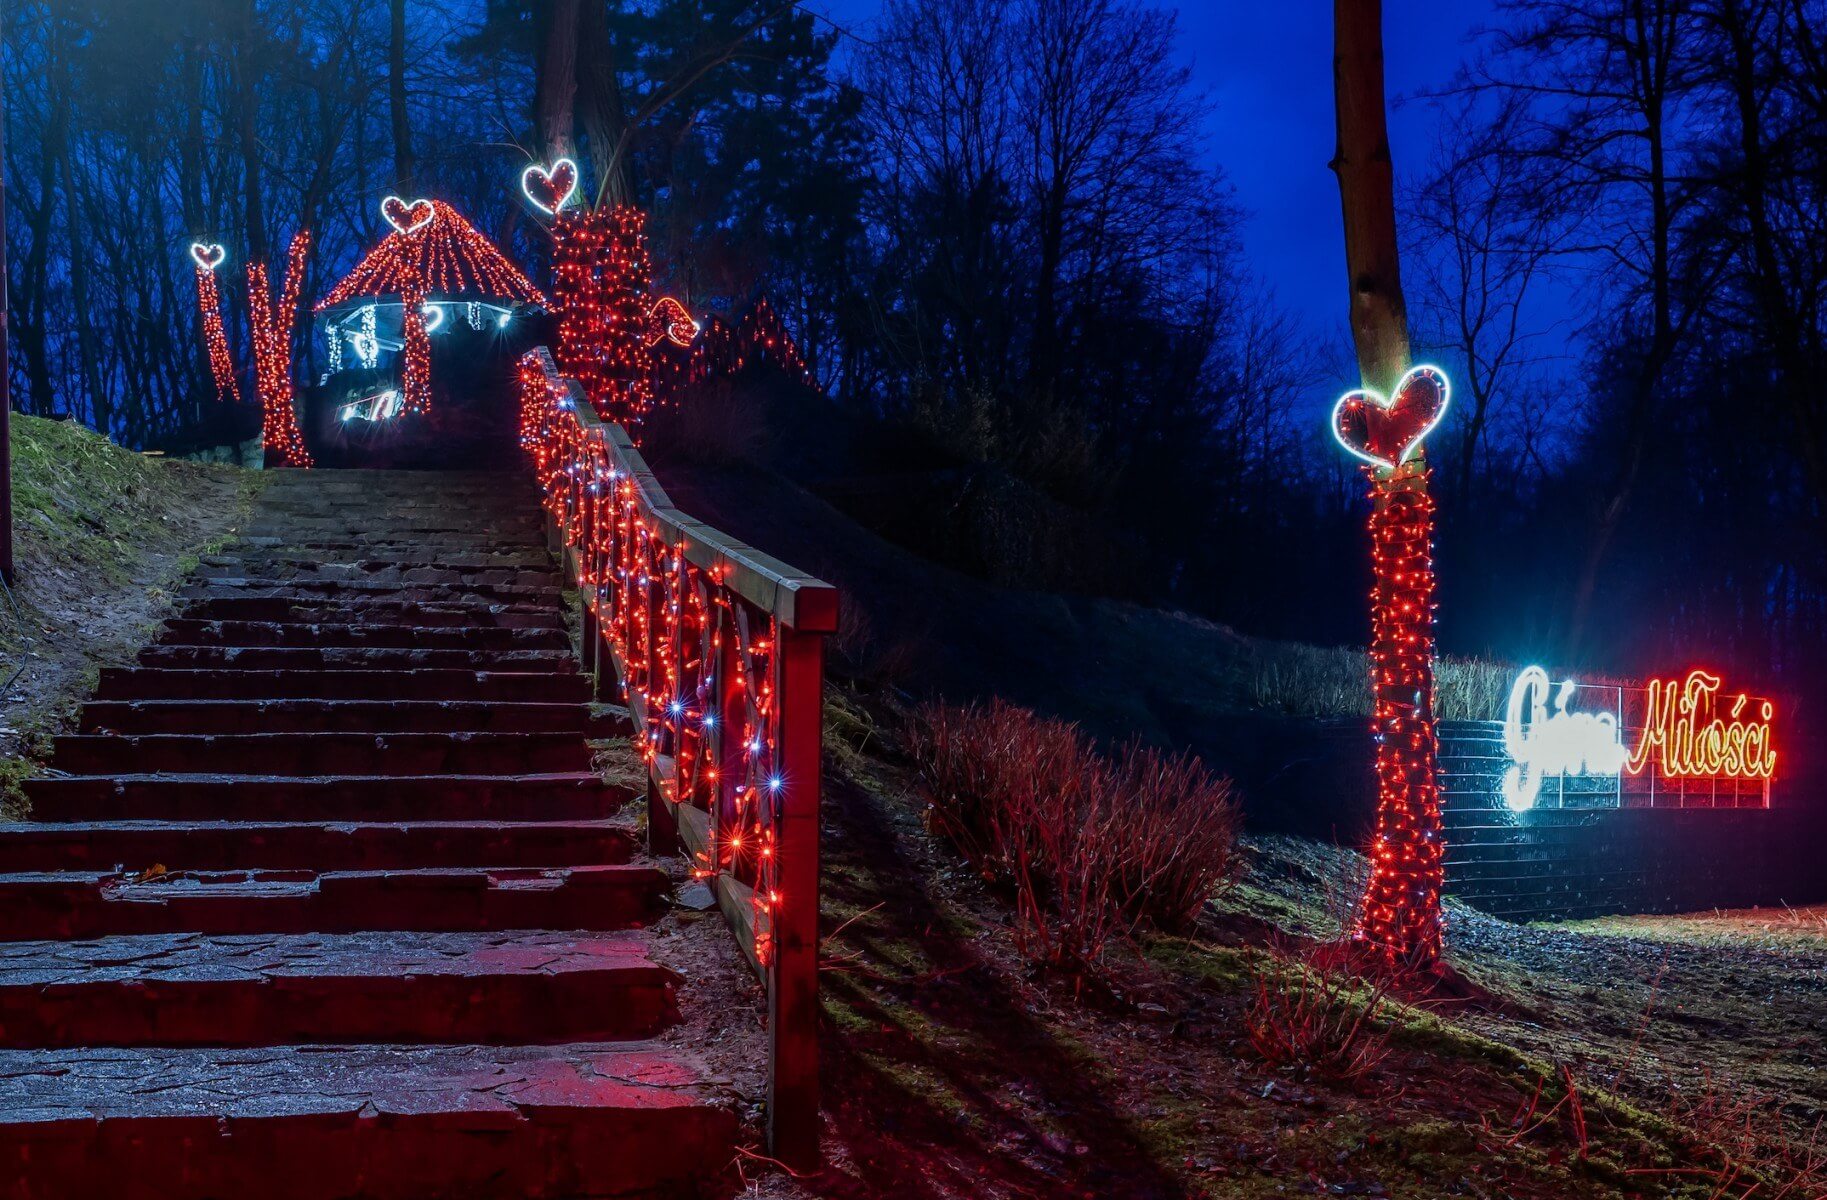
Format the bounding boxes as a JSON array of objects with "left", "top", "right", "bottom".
[{"left": 1331, "top": 0, "right": 1444, "bottom": 969}]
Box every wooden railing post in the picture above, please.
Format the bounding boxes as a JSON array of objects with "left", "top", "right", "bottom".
[{"left": 768, "top": 624, "right": 823, "bottom": 1171}]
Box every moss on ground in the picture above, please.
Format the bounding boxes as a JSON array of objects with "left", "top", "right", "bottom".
[{"left": 1, "top": 414, "right": 258, "bottom": 810}]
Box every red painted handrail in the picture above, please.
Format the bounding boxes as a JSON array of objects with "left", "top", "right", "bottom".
[{"left": 517, "top": 346, "right": 832, "bottom": 1170}]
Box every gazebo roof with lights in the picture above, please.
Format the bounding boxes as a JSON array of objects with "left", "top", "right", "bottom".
[{"left": 316, "top": 199, "right": 549, "bottom": 311}]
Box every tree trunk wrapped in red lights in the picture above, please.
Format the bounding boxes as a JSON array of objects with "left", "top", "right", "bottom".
[
  {"left": 399, "top": 287, "right": 432, "bottom": 414},
  {"left": 519, "top": 346, "right": 833, "bottom": 1170},
  {"left": 247, "top": 231, "right": 313, "bottom": 468},
  {"left": 551, "top": 206, "right": 656, "bottom": 428},
  {"left": 1356, "top": 463, "right": 1444, "bottom": 966},
  {"left": 192, "top": 264, "right": 240, "bottom": 405}
]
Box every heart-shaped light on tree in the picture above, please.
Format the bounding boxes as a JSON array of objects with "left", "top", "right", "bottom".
[
  {"left": 1327, "top": 364, "right": 1453, "bottom": 972},
  {"left": 1331, "top": 365, "right": 1450, "bottom": 468},
  {"left": 380, "top": 195, "right": 436, "bottom": 236},
  {"left": 189, "top": 242, "right": 227, "bottom": 272},
  {"left": 521, "top": 159, "right": 580, "bottom": 216}
]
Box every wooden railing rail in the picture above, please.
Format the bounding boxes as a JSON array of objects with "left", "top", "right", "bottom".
[{"left": 517, "top": 346, "right": 832, "bottom": 1170}]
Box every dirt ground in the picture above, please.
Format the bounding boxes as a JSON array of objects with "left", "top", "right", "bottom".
[
  {"left": 693, "top": 692, "right": 1827, "bottom": 1200},
  {"left": 0, "top": 414, "right": 259, "bottom": 814}
]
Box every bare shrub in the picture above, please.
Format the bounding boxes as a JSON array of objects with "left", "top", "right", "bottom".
[
  {"left": 1243, "top": 938, "right": 1394, "bottom": 1087},
  {"left": 909, "top": 699, "right": 1240, "bottom": 974}
]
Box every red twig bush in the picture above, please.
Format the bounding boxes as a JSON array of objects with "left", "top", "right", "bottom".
[
  {"left": 1244, "top": 938, "right": 1394, "bottom": 1087},
  {"left": 910, "top": 699, "right": 1240, "bottom": 973}
]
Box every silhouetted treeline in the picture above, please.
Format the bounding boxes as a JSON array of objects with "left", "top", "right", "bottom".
[{"left": 6, "top": 0, "right": 1827, "bottom": 708}]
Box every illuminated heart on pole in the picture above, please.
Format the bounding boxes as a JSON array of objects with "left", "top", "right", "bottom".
[
  {"left": 381, "top": 195, "right": 436, "bottom": 236},
  {"left": 1331, "top": 364, "right": 1451, "bottom": 468},
  {"left": 189, "top": 242, "right": 226, "bottom": 271},
  {"left": 521, "top": 159, "right": 579, "bottom": 216}
]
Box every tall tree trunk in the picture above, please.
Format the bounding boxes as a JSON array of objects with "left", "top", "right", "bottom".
[
  {"left": 20, "top": 8, "right": 70, "bottom": 419},
  {"left": 0, "top": 2, "right": 13, "bottom": 584},
  {"left": 1566, "top": 1, "right": 1680, "bottom": 655},
  {"left": 578, "top": 0, "right": 632, "bottom": 207},
  {"left": 1719, "top": 0, "right": 1827, "bottom": 504},
  {"left": 535, "top": 0, "right": 581, "bottom": 164},
  {"left": 233, "top": 0, "right": 267, "bottom": 262},
  {"left": 53, "top": 15, "right": 105, "bottom": 433},
  {"left": 1333, "top": 0, "right": 1443, "bottom": 971},
  {"left": 1331, "top": 0, "right": 1411, "bottom": 395},
  {"left": 388, "top": 0, "right": 415, "bottom": 195}
]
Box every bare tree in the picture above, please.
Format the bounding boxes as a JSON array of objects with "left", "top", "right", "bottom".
[
  {"left": 1469, "top": 0, "right": 1717, "bottom": 654},
  {"left": 1409, "top": 99, "right": 1564, "bottom": 503},
  {"left": 388, "top": 0, "right": 414, "bottom": 194}
]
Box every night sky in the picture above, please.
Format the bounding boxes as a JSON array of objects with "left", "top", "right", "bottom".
[{"left": 807, "top": 0, "right": 1510, "bottom": 348}]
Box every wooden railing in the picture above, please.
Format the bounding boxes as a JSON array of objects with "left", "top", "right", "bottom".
[{"left": 517, "top": 347, "right": 834, "bottom": 1169}]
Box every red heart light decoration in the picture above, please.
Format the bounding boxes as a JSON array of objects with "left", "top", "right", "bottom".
[
  {"left": 189, "top": 242, "right": 226, "bottom": 271},
  {"left": 1331, "top": 365, "right": 1452, "bottom": 469},
  {"left": 381, "top": 195, "right": 436, "bottom": 236},
  {"left": 521, "top": 159, "right": 579, "bottom": 216}
]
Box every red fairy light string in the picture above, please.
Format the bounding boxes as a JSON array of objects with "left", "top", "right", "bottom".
[
  {"left": 1327, "top": 366, "right": 1452, "bottom": 970},
  {"left": 519, "top": 350, "right": 788, "bottom": 963},
  {"left": 248, "top": 231, "right": 314, "bottom": 468},
  {"left": 192, "top": 263, "right": 240, "bottom": 404},
  {"left": 550, "top": 206, "right": 657, "bottom": 428},
  {"left": 400, "top": 290, "right": 432, "bottom": 414},
  {"left": 1354, "top": 468, "right": 1443, "bottom": 967},
  {"left": 319, "top": 200, "right": 546, "bottom": 310}
]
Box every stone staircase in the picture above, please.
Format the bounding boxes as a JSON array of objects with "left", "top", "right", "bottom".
[{"left": 0, "top": 470, "right": 736, "bottom": 1198}]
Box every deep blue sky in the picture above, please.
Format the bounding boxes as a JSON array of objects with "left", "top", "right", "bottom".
[{"left": 805, "top": 0, "right": 1506, "bottom": 344}]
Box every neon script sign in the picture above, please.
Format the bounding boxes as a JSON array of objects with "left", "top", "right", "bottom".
[
  {"left": 1626, "top": 670, "right": 1776, "bottom": 781},
  {"left": 1501, "top": 667, "right": 1626, "bottom": 811},
  {"left": 1500, "top": 667, "right": 1777, "bottom": 810}
]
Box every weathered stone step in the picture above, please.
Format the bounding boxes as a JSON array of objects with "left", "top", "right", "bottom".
[
  {"left": 98, "top": 667, "right": 589, "bottom": 703},
  {"left": 138, "top": 645, "right": 578, "bottom": 673},
  {"left": 243, "top": 517, "right": 546, "bottom": 539},
  {"left": 24, "top": 773, "right": 626, "bottom": 823},
  {"left": 0, "top": 1042, "right": 735, "bottom": 1198},
  {"left": 193, "top": 561, "right": 563, "bottom": 590},
  {"left": 178, "top": 578, "right": 566, "bottom": 607},
  {"left": 177, "top": 596, "right": 565, "bottom": 629},
  {"left": 206, "top": 546, "right": 561, "bottom": 570},
  {"left": 79, "top": 699, "right": 615, "bottom": 736},
  {"left": 51, "top": 732, "right": 595, "bottom": 777},
  {"left": 0, "top": 820, "right": 637, "bottom": 874},
  {"left": 158, "top": 619, "right": 571, "bottom": 651},
  {"left": 0, "top": 930, "right": 678, "bottom": 1047},
  {"left": 0, "top": 864, "right": 667, "bottom": 941}
]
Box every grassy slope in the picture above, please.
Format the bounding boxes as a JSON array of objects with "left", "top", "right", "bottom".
[
  {"left": 766, "top": 693, "right": 1784, "bottom": 1200},
  {"left": 0, "top": 414, "right": 259, "bottom": 809}
]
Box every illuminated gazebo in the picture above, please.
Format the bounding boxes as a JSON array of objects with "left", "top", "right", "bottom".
[{"left": 314, "top": 199, "right": 549, "bottom": 419}]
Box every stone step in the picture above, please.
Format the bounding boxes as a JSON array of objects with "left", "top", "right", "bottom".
[
  {"left": 243, "top": 517, "right": 547, "bottom": 538},
  {"left": 205, "top": 547, "right": 561, "bottom": 570},
  {"left": 0, "top": 1043, "right": 735, "bottom": 1198},
  {"left": 23, "top": 774, "right": 626, "bottom": 823},
  {"left": 158, "top": 618, "right": 572, "bottom": 651},
  {"left": 98, "top": 668, "right": 590, "bottom": 703},
  {"left": 176, "top": 578, "right": 568, "bottom": 608},
  {"left": 0, "top": 820, "right": 637, "bottom": 874},
  {"left": 0, "top": 864, "right": 667, "bottom": 941},
  {"left": 177, "top": 596, "right": 565, "bottom": 629},
  {"left": 78, "top": 699, "right": 615, "bottom": 736},
  {"left": 50, "top": 732, "right": 595, "bottom": 777},
  {"left": 138, "top": 645, "right": 579, "bottom": 673},
  {"left": 0, "top": 930, "right": 678, "bottom": 1048},
  {"left": 193, "top": 560, "right": 564, "bottom": 589}
]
